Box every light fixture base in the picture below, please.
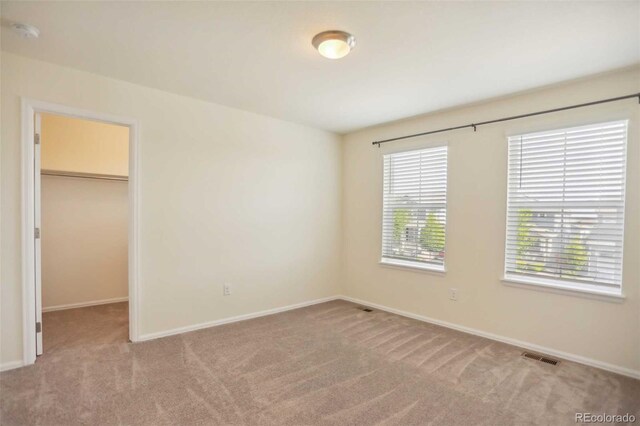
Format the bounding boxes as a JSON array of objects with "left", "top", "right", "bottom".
[{"left": 312, "top": 30, "right": 356, "bottom": 59}]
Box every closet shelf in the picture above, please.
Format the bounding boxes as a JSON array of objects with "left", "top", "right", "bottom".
[{"left": 41, "top": 169, "right": 128, "bottom": 182}]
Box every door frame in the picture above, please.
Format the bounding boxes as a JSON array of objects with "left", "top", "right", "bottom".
[{"left": 21, "top": 98, "right": 141, "bottom": 365}]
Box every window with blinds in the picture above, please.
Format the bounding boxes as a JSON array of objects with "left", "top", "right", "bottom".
[
  {"left": 505, "top": 121, "right": 627, "bottom": 295},
  {"left": 382, "top": 145, "right": 448, "bottom": 271}
]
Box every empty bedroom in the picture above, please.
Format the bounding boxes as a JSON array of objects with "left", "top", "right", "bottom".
[{"left": 1, "top": 1, "right": 638, "bottom": 425}]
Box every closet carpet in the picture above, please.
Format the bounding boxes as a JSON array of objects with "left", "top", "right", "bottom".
[{"left": 1, "top": 300, "right": 638, "bottom": 425}]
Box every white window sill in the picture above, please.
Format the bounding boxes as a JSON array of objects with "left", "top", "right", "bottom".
[
  {"left": 502, "top": 275, "right": 625, "bottom": 303},
  {"left": 379, "top": 258, "right": 446, "bottom": 275}
]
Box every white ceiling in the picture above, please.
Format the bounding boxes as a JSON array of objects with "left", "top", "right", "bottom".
[{"left": 1, "top": 1, "right": 638, "bottom": 133}]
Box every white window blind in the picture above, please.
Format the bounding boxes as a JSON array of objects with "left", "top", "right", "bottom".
[
  {"left": 382, "top": 145, "right": 448, "bottom": 271},
  {"left": 505, "top": 121, "right": 627, "bottom": 294}
]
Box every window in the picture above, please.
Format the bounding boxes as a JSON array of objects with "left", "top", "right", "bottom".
[
  {"left": 505, "top": 121, "right": 627, "bottom": 296},
  {"left": 382, "top": 145, "right": 448, "bottom": 271}
]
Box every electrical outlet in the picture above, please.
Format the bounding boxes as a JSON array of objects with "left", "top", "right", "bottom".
[
  {"left": 223, "top": 283, "right": 231, "bottom": 296},
  {"left": 449, "top": 288, "right": 458, "bottom": 301}
]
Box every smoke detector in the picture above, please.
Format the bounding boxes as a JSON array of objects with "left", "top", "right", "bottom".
[{"left": 11, "top": 23, "right": 40, "bottom": 39}]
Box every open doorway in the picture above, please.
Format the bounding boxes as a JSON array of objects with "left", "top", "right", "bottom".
[
  {"left": 36, "top": 113, "right": 130, "bottom": 356},
  {"left": 22, "top": 99, "right": 140, "bottom": 366}
]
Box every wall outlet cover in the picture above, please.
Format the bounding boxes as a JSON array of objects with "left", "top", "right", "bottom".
[{"left": 449, "top": 288, "right": 458, "bottom": 301}]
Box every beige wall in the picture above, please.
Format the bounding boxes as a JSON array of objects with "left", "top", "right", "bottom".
[
  {"left": 1, "top": 53, "right": 342, "bottom": 365},
  {"left": 41, "top": 176, "right": 128, "bottom": 310},
  {"left": 41, "top": 113, "right": 129, "bottom": 176},
  {"left": 342, "top": 67, "right": 640, "bottom": 373}
]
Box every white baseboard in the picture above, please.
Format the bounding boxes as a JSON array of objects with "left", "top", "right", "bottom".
[
  {"left": 1, "top": 360, "right": 24, "bottom": 372},
  {"left": 138, "top": 295, "right": 340, "bottom": 341},
  {"left": 11, "top": 293, "right": 639, "bottom": 380},
  {"left": 42, "top": 296, "right": 128, "bottom": 313},
  {"left": 338, "top": 295, "right": 640, "bottom": 380}
]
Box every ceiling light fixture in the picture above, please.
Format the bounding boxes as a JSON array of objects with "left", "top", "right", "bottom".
[
  {"left": 312, "top": 30, "right": 356, "bottom": 59},
  {"left": 11, "top": 23, "right": 40, "bottom": 39}
]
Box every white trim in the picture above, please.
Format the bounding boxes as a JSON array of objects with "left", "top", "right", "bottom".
[
  {"left": 138, "top": 296, "right": 340, "bottom": 341},
  {"left": 0, "top": 361, "right": 25, "bottom": 372},
  {"left": 378, "top": 139, "right": 448, "bottom": 156},
  {"left": 338, "top": 295, "right": 640, "bottom": 380},
  {"left": 21, "top": 98, "right": 141, "bottom": 367},
  {"left": 502, "top": 276, "right": 625, "bottom": 303},
  {"left": 42, "top": 297, "right": 129, "bottom": 313},
  {"left": 21, "top": 99, "right": 37, "bottom": 367},
  {"left": 379, "top": 259, "right": 446, "bottom": 275}
]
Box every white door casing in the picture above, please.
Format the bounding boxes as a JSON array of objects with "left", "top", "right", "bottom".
[
  {"left": 34, "top": 113, "right": 43, "bottom": 356},
  {"left": 21, "top": 98, "right": 140, "bottom": 366}
]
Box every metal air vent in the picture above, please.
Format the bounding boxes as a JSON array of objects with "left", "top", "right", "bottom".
[{"left": 522, "top": 352, "right": 559, "bottom": 366}]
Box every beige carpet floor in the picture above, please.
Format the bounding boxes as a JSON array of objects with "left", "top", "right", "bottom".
[{"left": 1, "top": 300, "right": 638, "bottom": 425}]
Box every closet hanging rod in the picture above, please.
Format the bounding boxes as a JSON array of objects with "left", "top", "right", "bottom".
[
  {"left": 372, "top": 92, "right": 640, "bottom": 147},
  {"left": 41, "top": 170, "right": 128, "bottom": 182}
]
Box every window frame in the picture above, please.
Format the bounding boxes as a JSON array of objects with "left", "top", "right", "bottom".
[
  {"left": 379, "top": 142, "right": 449, "bottom": 273},
  {"left": 502, "top": 120, "right": 628, "bottom": 300}
]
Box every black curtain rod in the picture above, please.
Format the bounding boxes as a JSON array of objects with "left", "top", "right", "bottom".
[{"left": 372, "top": 93, "right": 640, "bottom": 147}]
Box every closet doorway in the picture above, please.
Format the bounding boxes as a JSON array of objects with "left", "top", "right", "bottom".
[
  {"left": 21, "top": 100, "right": 140, "bottom": 365},
  {"left": 38, "top": 113, "right": 129, "bottom": 355}
]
